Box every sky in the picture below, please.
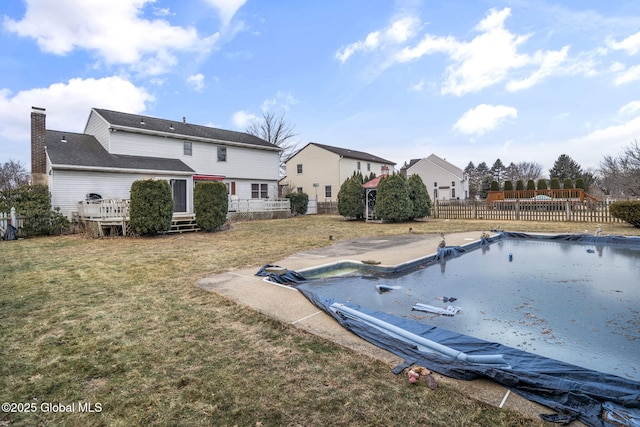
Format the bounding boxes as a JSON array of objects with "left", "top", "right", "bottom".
[{"left": 1, "top": 0, "right": 640, "bottom": 176}]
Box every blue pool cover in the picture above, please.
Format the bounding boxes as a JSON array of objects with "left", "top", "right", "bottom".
[{"left": 294, "top": 232, "right": 640, "bottom": 427}]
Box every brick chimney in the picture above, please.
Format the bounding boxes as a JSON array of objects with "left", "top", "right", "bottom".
[{"left": 31, "top": 106, "right": 48, "bottom": 185}]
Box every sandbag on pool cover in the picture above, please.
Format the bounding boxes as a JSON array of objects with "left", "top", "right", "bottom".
[{"left": 298, "top": 289, "right": 640, "bottom": 427}]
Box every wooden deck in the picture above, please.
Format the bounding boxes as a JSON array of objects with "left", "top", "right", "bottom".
[
  {"left": 76, "top": 198, "right": 290, "bottom": 236},
  {"left": 486, "top": 188, "right": 598, "bottom": 204}
]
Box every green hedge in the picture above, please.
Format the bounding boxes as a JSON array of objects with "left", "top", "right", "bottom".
[
  {"left": 408, "top": 174, "right": 431, "bottom": 219},
  {"left": 287, "top": 192, "right": 309, "bottom": 215},
  {"left": 129, "top": 180, "right": 173, "bottom": 236},
  {"left": 0, "top": 184, "right": 68, "bottom": 236},
  {"left": 609, "top": 201, "right": 640, "bottom": 228},
  {"left": 194, "top": 182, "right": 228, "bottom": 231},
  {"left": 376, "top": 174, "right": 412, "bottom": 222},
  {"left": 338, "top": 173, "right": 364, "bottom": 219}
]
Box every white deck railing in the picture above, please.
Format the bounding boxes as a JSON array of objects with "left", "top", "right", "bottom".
[
  {"left": 77, "top": 199, "right": 130, "bottom": 220},
  {"left": 228, "top": 198, "right": 290, "bottom": 212},
  {"left": 76, "top": 198, "right": 290, "bottom": 220}
]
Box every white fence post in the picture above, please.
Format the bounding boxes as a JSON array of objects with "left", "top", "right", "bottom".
[{"left": 11, "top": 207, "right": 16, "bottom": 226}]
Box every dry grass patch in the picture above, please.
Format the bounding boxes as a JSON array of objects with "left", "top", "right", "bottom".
[{"left": 2, "top": 216, "right": 637, "bottom": 426}]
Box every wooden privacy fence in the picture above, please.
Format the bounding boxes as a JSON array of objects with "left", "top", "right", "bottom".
[{"left": 434, "top": 199, "right": 622, "bottom": 223}]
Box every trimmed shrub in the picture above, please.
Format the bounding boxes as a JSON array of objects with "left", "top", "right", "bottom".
[
  {"left": 490, "top": 181, "right": 500, "bottom": 191},
  {"left": 575, "top": 178, "right": 585, "bottom": 190},
  {"left": 0, "top": 184, "right": 68, "bottom": 236},
  {"left": 526, "top": 179, "right": 536, "bottom": 191},
  {"left": 129, "top": 179, "right": 173, "bottom": 236},
  {"left": 537, "top": 179, "right": 548, "bottom": 190},
  {"left": 407, "top": 174, "right": 431, "bottom": 219},
  {"left": 550, "top": 178, "right": 561, "bottom": 189},
  {"left": 504, "top": 180, "right": 513, "bottom": 191},
  {"left": 515, "top": 180, "right": 525, "bottom": 191},
  {"left": 376, "top": 174, "right": 412, "bottom": 222},
  {"left": 338, "top": 174, "right": 364, "bottom": 219},
  {"left": 194, "top": 182, "right": 228, "bottom": 231},
  {"left": 287, "top": 192, "right": 309, "bottom": 215},
  {"left": 563, "top": 178, "right": 574, "bottom": 189},
  {"left": 609, "top": 201, "right": 640, "bottom": 228}
]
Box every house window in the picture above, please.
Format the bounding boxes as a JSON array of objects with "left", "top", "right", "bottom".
[
  {"left": 434, "top": 182, "right": 438, "bottom": 187},
  {"left": 183, "top": 141, "right": 192, "bottom": 156},
  {"left": 325, "top": 185, "right": 332, "bottom": 198},
  {"left": 357, "top": 161, "right": 361, "bottom": 171},
  {"left": 367, "top": 163, "right": 371, "bottom": 171},
  {"left": 297, "top": 187, "right": 303, "bottom": 193},
  {"left": 452, "top": 188, "right": 456, "bottom": 198},
  {"left": 217, "top": 146, "right": 227, "bottom": 162},
  {"left": 452, "top": 181, "right": 455, "bottom": 187},
  {"left": 296, "top": 164, "right": 303, "bottom": 174},
  {"left": 225, "top": 182, "right": 236, "bottom": 195},
  {"left": 251, "top": 183, "right": 268, "bottom": 199}
]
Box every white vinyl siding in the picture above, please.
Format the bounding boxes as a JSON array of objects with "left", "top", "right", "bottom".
[{"left": 49, "top": 169, "right": 193, "bottom": 219}]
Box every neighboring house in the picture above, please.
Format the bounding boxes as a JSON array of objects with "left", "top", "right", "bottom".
[
  {"left": 400, "top": 154, "right": 469, "bottom": 201},
  {"left": 30, "top": 107, "right": 281, "bottom": 219},
  {"left": 280, "top": 142, "right": 395, "bottom": 202}
]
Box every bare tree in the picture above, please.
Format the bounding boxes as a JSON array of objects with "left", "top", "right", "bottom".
[
  {"left": 600, "top": 140, "right": 640, "bottom": 197},
  {"left": 246, "top": 112, "right": 298, "bottom": 176},
  {"left": 515, "top": 161, "right": 543, "bottom": 182},
  {"left": 0, "top": 159, "right": 30, "bottom": 192}
]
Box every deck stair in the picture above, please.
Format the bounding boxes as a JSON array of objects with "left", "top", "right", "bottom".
[{"left": 169, "top": 215, "right": 200, "bottom": 233}]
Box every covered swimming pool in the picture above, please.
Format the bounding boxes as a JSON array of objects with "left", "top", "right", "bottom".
[{"left": 293, "top": 232, "right": 640, "bottom": 427}]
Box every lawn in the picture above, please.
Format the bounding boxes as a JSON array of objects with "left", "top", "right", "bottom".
[{"left": 2, "top": 216, "right": 638, "bottom": 426}]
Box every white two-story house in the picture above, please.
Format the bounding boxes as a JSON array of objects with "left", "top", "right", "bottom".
[
  {"left": 31, "top": 107, "right": 281, "bottom": 219},
  {"left": 280, "top": 142, "right": 395, "bottom": 202},
  {"left": 400, "top": 154, "right": 469, "bottom": 201}
]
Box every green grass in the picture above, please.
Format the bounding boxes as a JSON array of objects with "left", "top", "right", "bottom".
[{"left": 2, "top": 216, "right": 638, "bottom": 426}]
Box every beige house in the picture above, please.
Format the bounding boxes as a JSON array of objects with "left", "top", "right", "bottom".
[
  {"left": 400, "top": 154, "right": 469, "bottom": 201},
  {"left": 281, "top": 142, "right": 395, "bottom": 202}
]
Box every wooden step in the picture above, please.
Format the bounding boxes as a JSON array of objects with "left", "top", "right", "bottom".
[{"left": 169, "top": 216, "right": 200, "bottom": 233}]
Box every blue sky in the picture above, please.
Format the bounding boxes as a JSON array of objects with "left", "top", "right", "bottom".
[{"left": 1, "top": 0, "right": 639, "bottom": 175}]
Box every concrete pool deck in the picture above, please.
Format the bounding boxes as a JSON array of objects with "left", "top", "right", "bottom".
[{"left": 198, "top": 231, "right": 584, "bottom": 425}]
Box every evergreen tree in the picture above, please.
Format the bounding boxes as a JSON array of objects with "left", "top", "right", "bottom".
[
  {"left": 549, "top": 154, "right": 583, "bottom": 181},
  {"left": 407, "top": 174, "right": 431, "bottom": 219},
  {"left": 504, "top": 180, "right": 513, "bottom": 191},
  {"left": 490, "top": 159, "right": 507, "bottom": 185},
  {"left": 515, "top": 180, "right": 525, "bottom": 191},
  {"left": 549, "top": 178, "right": 561, "bottom": 189},
  {"left": 563, "top": 178, "right": 574, "bottom": 189},
  {"left": 478, "top": 175, "right": 493, "bottom": 199},
  {"left": 194, "top": 182, "right": 229, "bottom": 231},
  {"left": 526, "top": 179, "right": 536, "bottom": 190},
  {"left": 376, "top": 174, "right": 412, "bottom": 222},
  {"left": 338, "top": 173, "right": 364, "bottom": 219},
  {"left": 537, "top": 179, "right": 548, "bottom": 190},
  {"left": 490, "top": 180, "right": 500, "bottom": 191}
]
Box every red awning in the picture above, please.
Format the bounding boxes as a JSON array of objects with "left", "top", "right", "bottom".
[{"left": 193, "top": 174, "right": 225, "bottom": 181}]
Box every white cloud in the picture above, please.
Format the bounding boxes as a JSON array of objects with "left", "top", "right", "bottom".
[
  {"left": 613, "top": 64, "right": 640, "bottom": 85},
  {"left": 260, "top": 91, "right": 298, "bottom": 112},
  {"left": 565, "top": 114, "right": 640, "bottom": 167},
  {"left": 3, "top": 0, "right": 218, "bottom": 76},
  {"left": 231, "top": 110, "right": 257, "bottom": 129},
  {"left": 607, "top": 31, "right": 640, "bottom": 55},
  {"left": 394, "top": 8, "right": 571, "bottom": 95},
  {"left": 0, "top": 76, "right": 154, "bottom": 164},
  {"left": 203, "top": 0, "right": 247, "bottom": 27},
  {"left": 336, "top": 16, "right": 420, "bottom": 63},
  {"left": 620, "top": 100, "right": 640, "bottom": 116},
  {"left": 410, "top": 79, "right": 425, "bottom": 92},
  {"left": 186, "top": 73, "right": 206, "bottom": 92},
  {"left": 453, "top": 104, "right": 517, "bottom": 136}
]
